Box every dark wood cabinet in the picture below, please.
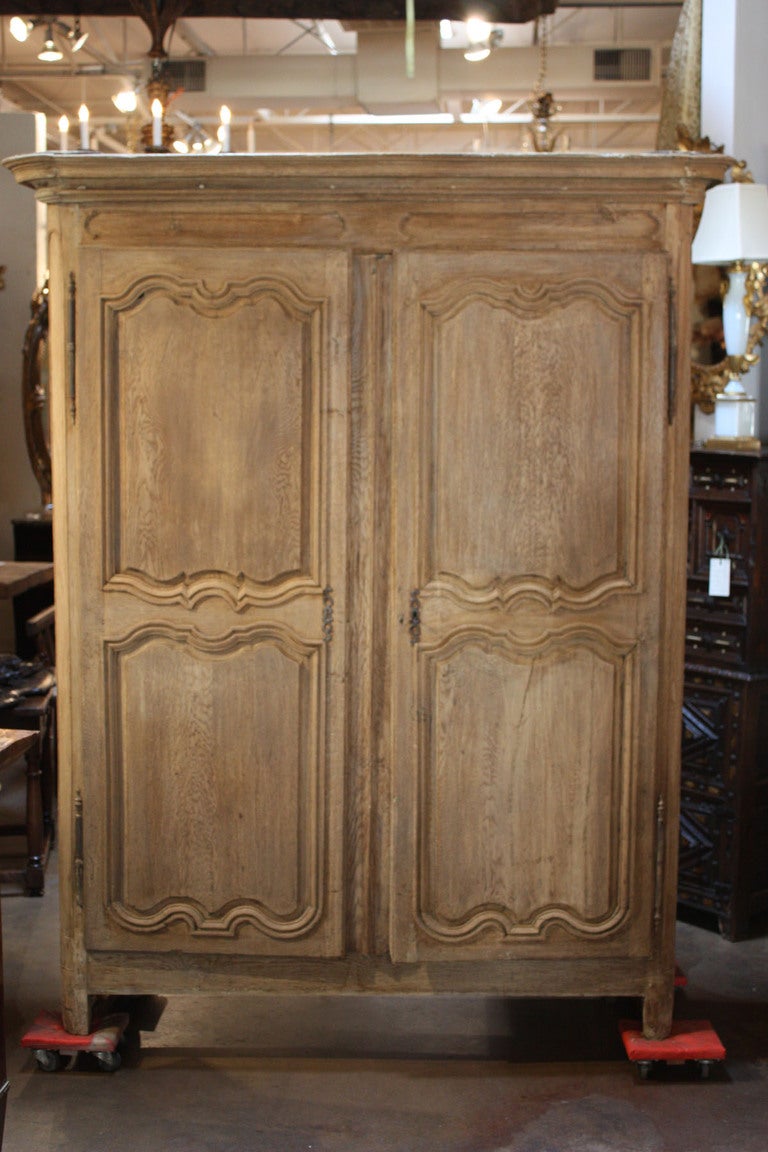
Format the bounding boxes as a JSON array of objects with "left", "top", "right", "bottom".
[
  {"left": 11, "top": 516, "right": 53, "bottom": 659},
  {"left": 0, "top": 729, "right": 39, "bottom": 1147},
  {"left": 12, "top": 516, "right": 53, "bottom": 563},
  {"left": 679, "top": 448, "right": 768, "bottom": 939},
  {"left": 0, "top": 861, "right": 5, "bottom": 1149}
]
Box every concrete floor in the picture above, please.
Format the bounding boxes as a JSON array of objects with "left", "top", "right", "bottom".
[{"left": 1, "top": 763, "right": 767, "bottom": 1150}]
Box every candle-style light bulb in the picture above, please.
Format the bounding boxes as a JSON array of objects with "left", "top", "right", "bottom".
[
  {"left": 151, "top": 98, "right": 163, "bottom": 148},
  {"left": 219, "top": 105, "right": 231, "bottom": 153},
  {"left": 78, "top": 104, "right": 89, "bottom": 149},
  {"left": 58, "top": 115, "right": 69, "bottom": 152}
]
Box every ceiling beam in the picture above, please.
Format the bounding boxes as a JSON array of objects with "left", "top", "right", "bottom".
[{"left": 0, "top": 1, "right": 557, "bottom": 20}]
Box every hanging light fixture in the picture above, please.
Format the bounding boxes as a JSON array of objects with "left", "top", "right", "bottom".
[
  {"left": 112, "top": 84, "right": 140, "bottom": 114},
  {"left": 172, "top": 122, "right": 219, "bottom": 154},
  {"left": 525, "top": 16, "right": 565, "bottom": 152},
  {"left": 68, "top": 18, "right": 89, "bottom": 53},
  {"left": 9, "top": 16, "right": 33, "bottom": 43},
  {"left": 463, "top": 18, "right": 503, "bottom": 63},
  {"left": 38, "top": 26, "right": 63, "bottom": 62},
  {"left": 8, "top": 15, "right": 89, "bottom": 60}
]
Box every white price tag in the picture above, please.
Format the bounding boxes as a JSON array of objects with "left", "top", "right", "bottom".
[{"left": 708, "top": 557, "right": 731, "bottom": 598}]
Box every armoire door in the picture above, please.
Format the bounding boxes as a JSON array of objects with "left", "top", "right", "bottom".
[
  {"left": 390, "top": 250, "right": 670, "bottom": 963},
  {"left": 73, "top": 246, "right": 348, "bottom": 959}
]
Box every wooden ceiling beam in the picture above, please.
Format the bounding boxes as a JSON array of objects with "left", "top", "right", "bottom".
[
  {"left": 0, "top": 1, "right": 557, "bottom": 18},
  {"left": 0, "top": 0, "right": 558, "bottom": 62}
]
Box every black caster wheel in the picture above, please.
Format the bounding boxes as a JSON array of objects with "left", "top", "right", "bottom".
[
  {"left": 34, "top": 1049, "right": 64, "bottom": 1072},
  {"left": 95, "top": 1050, "right": 121, "bottom": 1072},
  {"left": 637, "top": 1060, "right": 654, "bottom": 1080}
]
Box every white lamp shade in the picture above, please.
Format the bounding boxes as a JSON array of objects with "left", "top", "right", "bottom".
[{"left": 692, "top": 182, "right": 768, "bottom": 265}]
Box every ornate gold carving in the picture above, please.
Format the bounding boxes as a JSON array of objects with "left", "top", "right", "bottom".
[
  {"left": 21, "top": 279, "right": 52, "bottom": 507},
  {"left": 692, "top": 262, "right": 768, "bottom": 412},
  {"left": 676, "top": 128, "right": 724, "bottom": 155},
  {"left": 657, "top": 0, "right": 702, "bottom": 151},
  {"left": 690, "top": 160, "right": 768, "bottom": 413}
]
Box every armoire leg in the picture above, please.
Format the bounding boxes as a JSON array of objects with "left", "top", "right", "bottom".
[{"left": 642, "top": 978, "right": 675, "bottom": 1040}]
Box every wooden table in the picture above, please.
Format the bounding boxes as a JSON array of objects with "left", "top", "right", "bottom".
[
  {"left": 0, "top": 562, "right": 54, "bottom": 659},
  {"left": 0, "top": 730, "right": 38, "bottom": 1149},
  {"left": 0, "top": 562, "right": 54, "bottom": 599}
]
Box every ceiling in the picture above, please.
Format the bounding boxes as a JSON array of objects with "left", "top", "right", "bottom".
[{"left": 0, "top": 2, "right": 684, "bottom": 153}]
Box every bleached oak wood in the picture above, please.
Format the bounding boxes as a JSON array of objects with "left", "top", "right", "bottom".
[{"left": 5, "top": 151, "right": 728, "bottom": 1041}]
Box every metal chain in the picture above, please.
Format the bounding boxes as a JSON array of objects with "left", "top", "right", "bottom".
[{"left": 534, "top": 15, "right": 550, "bottom": 96}]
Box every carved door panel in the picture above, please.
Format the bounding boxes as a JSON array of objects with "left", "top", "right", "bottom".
[
  {"left": 75, "top": 247, "right": 348, "bottom": 958},
  {"left": 390, "top": 251, "right": 669, "bottom": 962}
]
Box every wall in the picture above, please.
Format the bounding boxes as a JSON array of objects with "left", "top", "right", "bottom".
[
  {"left": 0, "top": 112, "right": 45, "bottom": 651},
  {"left": 699, "top": 0, "right": 768, "bottom": 441}
]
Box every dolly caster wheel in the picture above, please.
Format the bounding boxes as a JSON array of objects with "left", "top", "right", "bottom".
[
  {"left": 34, "top": 1049, "right": 64, "bottom": 1072},
  {"left": 95, "top": 1049, "right": 121, "bottom": 1072}
]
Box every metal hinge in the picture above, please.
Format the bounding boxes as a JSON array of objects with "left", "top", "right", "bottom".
[
  {"left": 409, "top": 588, "right": 421, "bottom": 645},
  {"left": 74, "top": 789, "right": 84, "bottom": 908},
  {"left": 653, "top": 793, "right": 665, "bottom": 933},
  {"left": 322, "top": 586, "right": 334, "bottom": 643},
  {"left": 667, "top": 278, "right": 677, "bottom": 425},
  {"left": 68, "top": 272, "right": 77, "bottom": 422}
]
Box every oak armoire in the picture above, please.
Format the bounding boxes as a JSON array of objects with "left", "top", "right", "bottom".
[{"left": 6, "top": 152, "right": 727, "bottom": 1042}]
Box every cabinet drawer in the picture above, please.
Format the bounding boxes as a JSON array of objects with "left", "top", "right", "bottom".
[
  {"left": 687, "top": 583, "right": 747, "bottom": 625},
  {"left": 685, "top": 622, "right": 745, "bottom": 665},
  {"left": 689, "top": 502, "right": 752, "bottom": 582},
  {"left": 690, "top": 458, "right": 754, "bottom": 498}
]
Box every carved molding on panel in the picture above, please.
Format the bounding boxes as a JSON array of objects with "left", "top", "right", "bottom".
[
  {"left": 418, "top": 623, "right": 637, "bottom": 674},
  {"left": 106, "top": 618, "right": 321, "bottom": 660},
  {"left": 104, "top": 623, "right": 327, "bottom": 940},
  {"left": 109, "top": 895, "right": 325, "bottom": 940},
  {"left": 102, "top": 271, "right": 326, "bottom": 321},
  {"left": 421, "top": 275, "right": 643, "bottom": 325},
  {"left": 102, "top": 269, "right": 324, "bottom": 593},
  {"left": 419, "top": 274, "right": 642, "bottom": 594},
  {"left": 418, "top": 620, "right": 636, "bottom": 663},
  {"left": 415, "top": 629, "right": 635, "bottom": 945},
  {"left": 416, "top": 899, "right": 630, "bottom": 944},
  {"left": 83, "top": 209, "right": 347, "bottom": 246},
  {"left": 397, "top": 210, "right": 661, "bottom": 248},
  {"left": 424, "top": 572, "right": 637, "bottom": 613},
  {"left": 105, "top": 570, "right": 322, "bottom": 612}
]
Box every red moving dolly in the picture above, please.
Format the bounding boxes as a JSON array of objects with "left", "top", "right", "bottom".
[
  {"left": 22, "top": 1009, "right": 129, "bottom": 1072},
  {"left": 620, "top": 1018, "right": 726, "bottom": 1080}
]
